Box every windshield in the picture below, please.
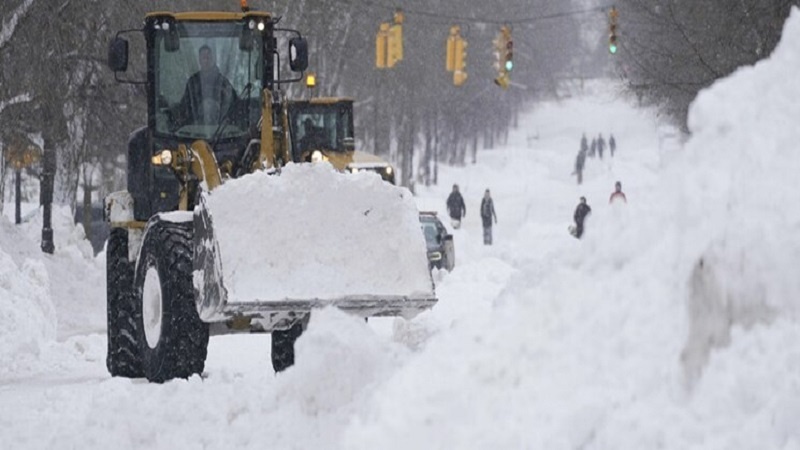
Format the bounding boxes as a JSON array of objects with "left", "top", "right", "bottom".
[
  {"left": 420, "top": 221, "right": 440, "bottom": 248},
  {"left": 154, "top": 21, "right": 264, "bottom": 141},
  {"left": 289, "top": 104, "right": 353, "bottom": 159}
]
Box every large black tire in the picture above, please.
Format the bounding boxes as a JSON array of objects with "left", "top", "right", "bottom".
[
  {"left": 134, "top": 220, "right": 209, "bottom": 383},
  {"left": 271, "top": 322, "right": 304, "bottom": 373},
  {"left": 106, "top": 228, "right": 144, "bottom": 378}
]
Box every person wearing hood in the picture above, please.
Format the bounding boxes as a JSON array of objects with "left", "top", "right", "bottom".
[{"left": 446, "top": 184, "right": 466, "bottom": 229}]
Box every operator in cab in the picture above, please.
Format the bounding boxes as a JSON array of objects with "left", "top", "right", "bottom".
[{"left": 172, "top": 45, "right": 237, "bottom": 127}]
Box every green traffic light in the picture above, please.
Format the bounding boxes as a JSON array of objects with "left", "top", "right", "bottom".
[
  {"left": 609, "top": 44, "right": 618, "bottom": 54},
  {"left": 505, "top": 60, "right": 513, "bottom": 71}
]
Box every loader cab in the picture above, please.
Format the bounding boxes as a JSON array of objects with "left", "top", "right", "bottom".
[
  {"left": 288, "top": 98, "right": 355, "bottom": 165},
  {"left": 149, "top": 15, "right": 272, "bottom": 155},
  {"left": 287, "top": 98, "right": 396, "bottom": 184},
  {"left": 107, "top": 11, "right": 308, "bottom": 220}
]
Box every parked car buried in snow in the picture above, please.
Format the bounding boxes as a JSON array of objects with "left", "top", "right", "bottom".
[{"left": 419, "top": 211, "right": 454, "bottom": 271}]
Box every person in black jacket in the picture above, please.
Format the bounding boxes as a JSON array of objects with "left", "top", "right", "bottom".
[
  {"left": 446, "top": 184, "right": 466, "bottom": 229},
  {"left": 572, "top": 196, "right": 591, "bottom": 239},
  {"left": 480, "top": 189, "right": 498, "bottom": 245},
  {"left": 173, "top": 45, "right": 237, "bottom": 127}
]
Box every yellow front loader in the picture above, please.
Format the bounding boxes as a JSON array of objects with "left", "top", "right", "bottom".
[{"left": 104, "top": 4, "right": 435, "bottom": 383}]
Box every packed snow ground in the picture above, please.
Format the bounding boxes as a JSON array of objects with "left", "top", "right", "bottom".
[{"left": 4, "top": 9, "right": 800, "bottom": 449}]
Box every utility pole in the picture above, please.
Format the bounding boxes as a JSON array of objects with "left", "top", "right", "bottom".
[{"left": 40, "top": 136, "right": 55, "bottom": 254}]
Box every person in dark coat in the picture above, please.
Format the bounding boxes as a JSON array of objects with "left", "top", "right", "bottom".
[
  {"left": 480, "top": 189, "right": 498, "bottom": 245},
  {"left": 589, "top": 138, "right": 597, "bottom": 157},
  {"left": 573, "top": 196, "right": 591, "bottom": 239},
  {"left": 574, "top": 148, "right": 586, "bottom": 185},
  {"left": 609, "top": 134, "right": 617, "bottom": 157},
  {"left": 446, "top": 184, "right": 466, "bottom": 229},
  {"left": 597, "top": 133, "right": 606, "bottom": 159},
  {"left": 173, "top": 45, "right": 236, "bottom": 127},
  {"left": 580, "top": 133, "right": 588, "bottom": 155}
]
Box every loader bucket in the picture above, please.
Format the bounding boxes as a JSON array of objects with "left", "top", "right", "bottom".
[{"left": 192, "top": 163, "right": 436, "bottom": 327}]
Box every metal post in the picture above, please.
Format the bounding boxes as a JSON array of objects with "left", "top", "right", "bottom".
[
  {"left": 14, "top": 167, "right": 21, "bottom": 225},
  {"left": 40, "top": 142, "right": 55, "bottom": 254}
]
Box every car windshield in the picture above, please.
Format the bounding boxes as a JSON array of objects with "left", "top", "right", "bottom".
[
  {"left": 153, "top": 21, "right": 264, "bottom": 141},
  {"left": 420, "top": 221, "right": 439, "bottom": 246}
]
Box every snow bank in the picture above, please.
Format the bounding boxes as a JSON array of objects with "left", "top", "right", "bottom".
[
  {"left": 204, "top": 163, "right": 433, "bottom": 301},
  {"left": 675, "top": 7, "right": 800, "bottom": 379},
  {"left": 0, "top": 220, "right": 55, "bottom": 378}
]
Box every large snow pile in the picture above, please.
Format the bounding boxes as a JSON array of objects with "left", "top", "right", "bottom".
[
  {"left": 0, "top": 221, "right": 54, "bottom": 378},
  {"left": 0, "top": 203, "right": 105, "bottom": 379},
  {"left": 673, "top": 7, "right": 800, "bottom": 379},
  {"left": 205, "top": 163, "right": 433, "bottom": 301}
]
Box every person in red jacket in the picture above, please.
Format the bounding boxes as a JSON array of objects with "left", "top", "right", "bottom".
[{"left": 609, "top": 181, "right": 627, "bottom": 204}]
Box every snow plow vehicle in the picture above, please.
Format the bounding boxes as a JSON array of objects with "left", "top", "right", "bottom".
[
  {"left": 287, "top": 97, "right": 396, "bottom": 183},
  {"left": 104, "top": 4, "right": 436, "bottom": 382}
]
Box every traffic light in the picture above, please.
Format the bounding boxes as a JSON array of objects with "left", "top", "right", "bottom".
[
  {"left": 505, "top": 38, "right": 513, "bottom": 71},
  {"left": 608, "top": 7, "right": 619, "bottom": 54},
  {"left": 376, "top": 23, "right": 389, "bottom": 68},
  {"left": 446, "top": 26, "right": 467, "bottom": 86},
  {"left": 493, "top": 26, "right": 512, "bottom": 90},
  {"left": 454, "top": 36, "right": 467, "bottom": 72},
  {"left": 446, "top": 26, "right": 459, "bottom": 72},
  {"left": 387, "top": 23, "right": 403, "bottom": 67},
  {"left": 376, "top": 10, "right": 404, "bottom": 69},
  {"left": 453, "top": 36, "right": 467, "bottom": 86}
]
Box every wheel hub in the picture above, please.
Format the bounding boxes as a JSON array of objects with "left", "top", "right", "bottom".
[{"left": 142, "top": 266, "right": 163, "bottom": 349}]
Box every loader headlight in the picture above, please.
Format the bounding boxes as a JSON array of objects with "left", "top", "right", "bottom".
[
  {"left": 151, "top": 149, "right": 173, "bottom": 166},
  {"left": 428, "top": 251, "right": 442, "bottom": 261},
  {"left": 385, "top": 166, "right": 393, "bottom": 175},
  {"left": 311, "top": 150, "right": 324, "bottom": 163},
  {"left": 349, "top": 167, "right": 359, "bottom": 173}
]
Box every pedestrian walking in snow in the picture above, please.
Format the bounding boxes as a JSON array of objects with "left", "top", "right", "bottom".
[
  {"left": 571, "top": 196, "right": 591, "bottom": 239},
  {"left": 446, "top": 184, "right": 466, "bottom": 229},
  {"left": 480, "top": 189, "right": 498, "bottom": 245},
  {"left": 574, "top": 148, "right": 587, "bottom": 185},
  {"left": 609, "top": 134, "right": 616, "bottom": 157},
  {"left": 609, "top": 181, "right": 627, "bottom": 204},
  {"left": 597, "top": 133, "right": 606, "bottom": 159},
  {"left": 589, "top": 138, "right": 597, "bottom": 157},
  {"left": 580, "top": 133, "right": 588, "bottom": 155}
]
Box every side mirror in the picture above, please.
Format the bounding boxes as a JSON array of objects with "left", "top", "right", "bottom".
[
  {"left": 108, "top": 37, "right": 129, "bottom": 72},
  {"left": 444, "top": 234, "right": 453, "bottom": 242},
  {"left": 343, "top": 137, "right": 355, "bottom": 152},
  {"left": 239, "top": 25, "right": 254, "bottom": 52},
  {"left": 289, "top": 37, "right": 308, "bottom": 72}
]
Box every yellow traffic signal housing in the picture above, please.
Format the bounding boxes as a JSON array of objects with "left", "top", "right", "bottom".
[
  {"left": 494, "top": 73, "right": 509, "bottom": 90},
  {"left": 446, "top": 26, "right": 459, "bottom": 72},
  {"left": 387, "top": 23, "right": 403, "bottom": 68},
  {"left": 453, "top": 70, "right": 467, "bottom": 87},
  {"left": 376, "top": 22, "right": 389, "bottom": 68},
  {"left": 453, "top": 36, "right": 467, "bottom": 72}
]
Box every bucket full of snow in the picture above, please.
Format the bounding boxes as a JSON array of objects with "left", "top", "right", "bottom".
[{"left": 192, "top": 163, "right": 436, "bottom": 324}]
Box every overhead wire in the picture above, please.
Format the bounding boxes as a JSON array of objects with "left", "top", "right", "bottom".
[{"left": 324, "top": 0, "right": 615, "bottom": 26}]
